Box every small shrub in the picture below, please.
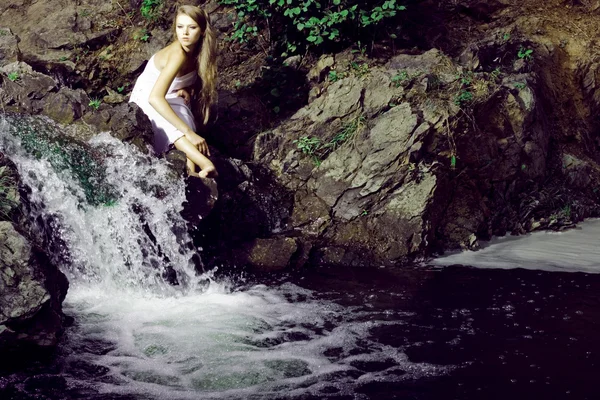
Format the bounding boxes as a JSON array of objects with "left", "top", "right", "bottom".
[
  {"left": 89, "top": 98, "right": 102, "bottom": 110},
  {"left": 517, "top": 46, "right": 533, "bottom": 61},
  {"left": 133, "top": 28, "right": 150, "bottom": 42},
  {"left": 140, "top": 0, "right": 162, "bottom": 20},
  {"left": 7, "top": 71, "right": 19, "bottom": 82},
  {"left": 392, "top": 70, "right": 409, "bottom": 87},
  {"left": 293, "top": 115, "right": 365, "bottom": 166},
  {"left": 219, "top": 0, "right": 406, "bottom": 53},
  {"left": 454, "top": 90, "right": 473, "bottom": 106},
  {"left": 350, "top": 61, "right": 369, "bottom": 77}
]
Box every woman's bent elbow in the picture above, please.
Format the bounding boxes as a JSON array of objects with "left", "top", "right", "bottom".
[{"left": 148, "top": 96, "right": 159, "bottom": 108}]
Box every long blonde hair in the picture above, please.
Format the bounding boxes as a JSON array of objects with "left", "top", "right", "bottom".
[{"left": 173, "top": 5, "right": 217, "bottom": 125}]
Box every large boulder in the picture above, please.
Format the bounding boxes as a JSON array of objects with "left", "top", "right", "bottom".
[
  {"left": 0, "top": 222, "right": 69, "bottom": 356},
  {"left": 252, "top": 46, "right": 556, "bottom": 264}
]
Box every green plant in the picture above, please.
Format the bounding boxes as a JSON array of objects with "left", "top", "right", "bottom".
[
  {"left": 116, "top": 85, "right": 126, "bottom": 93},
  {"left": 490, "top": 67, "right": 501, "bottom": 80},
  {"left": 293, "top": 136, "right": 322, "bottom": 165},
  {"left": 350, "top": 61, "right": 369, "bottom": 77},
  {"left": 293, "top": 115, "right": 365, "bottom": 165},
  {"left": 351, "top": 40, "right": 367, "bottom": 56},
  {"left": 294, "top": 136, "right": 321, "bottom": 156},
  {"left": 7, "top": 71, "right": 19, "bottom": 82},
  {"left": 324, "top": 115, "right": 365, "bottom": 151},
  {"left": 59, "top": 56, "right": 69, "bottom": 61},
  {"left": 329, "top": 70, "right": 340, "bottom": 82},
  {"left": 502, "top": 32, "right": 510, "bottom": 41},
  {"left": 454, "top": 90, "right": 473, "bottom": 106},
  {"left": 89, "top": 98, "right": 102, "bottom": 110},
  {"left": 514, "top": 82, "right": 526, "bottom": 89},
  {"left": 391, "top": 70, "right": 408, "bottom": 87},
  {"left": 133, "top": 28, "right": 150, "bottom": 42},
  {"left": 517, "top": 46, "right": 533, "bottom": 61},
  {"left": 79, "top": 9, "right": 90, "bottom": 17},
  {"left": 140, "top": 0, "right": 162, "bottom": 20},
  {"left": 0, "top": 166, "right": 18, "bottom": 220},
  {"left": 219, "top": 0, "right": 406, "bottom": 53}
]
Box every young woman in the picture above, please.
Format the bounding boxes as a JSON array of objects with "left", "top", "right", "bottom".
[{"left": 130, "top": 5, "right": 217, "bottom": 178}]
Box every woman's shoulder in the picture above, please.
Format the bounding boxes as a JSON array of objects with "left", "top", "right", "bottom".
[{"left": 154, "top": 43, "right": 187, "bottom": 70}]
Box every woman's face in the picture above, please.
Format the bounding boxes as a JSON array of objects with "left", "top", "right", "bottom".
[{"left": 175, "top": 14, "right": 202, "bottom": 50}]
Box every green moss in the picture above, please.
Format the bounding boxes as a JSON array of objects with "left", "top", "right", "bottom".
[{"left": 6, "top": 115, "right": 118, "bottom": 207}]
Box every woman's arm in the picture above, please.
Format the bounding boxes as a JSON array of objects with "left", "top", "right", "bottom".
[{"left": 148, "top": 49, "right": 209, "bottom": 154}]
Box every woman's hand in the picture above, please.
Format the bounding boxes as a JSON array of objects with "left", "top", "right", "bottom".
[
  {"left": 185, "top": 130, "right": 210, "bottom": 156},
  {"left": 177, "top": 88, "right": 191, "bottom": 105}
]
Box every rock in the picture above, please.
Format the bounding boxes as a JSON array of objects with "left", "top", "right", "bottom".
[
  {"left": 43, "top": 89, "right": 87, "bottom": 125},
  {"left": 103, "top": 87, "right": 125, "bottom": 104},
  {"left": 0, "top": 28, "right": 20, "bottom": 67},
  {"left": 308, "top": 55, "right": 334, "bottom": 82},
  {"left": 243, "top": 237, "right": 298, "bottom": 271},
  {"left": 0, "top": 61, "right": 57, "bottom": 114},
  {"left": 0, "top": 222, "right": 69, "bottom": 355},
  {"left": 283, "top": 55, "right": 302, "bottom": 68}
]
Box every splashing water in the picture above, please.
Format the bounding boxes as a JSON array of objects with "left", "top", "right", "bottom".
[{"left": 0, "top": 115, "right": 451, "bottom": 399}]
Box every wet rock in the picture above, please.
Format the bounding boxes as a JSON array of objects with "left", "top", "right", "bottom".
[
  {"left": 0, "top": 61, "right": 57, "bottom": 113},
  {"left": 242, "top": 237, "right": 298, "bottom": 271},
  {"left": 43, "top": 88, "right": 88, "bottom": 125},
  {"left": 0, "top": 222, "right": 68, "bottom": 355}
]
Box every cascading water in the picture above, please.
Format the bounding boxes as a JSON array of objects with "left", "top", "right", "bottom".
[{"left": 0, "top": 115, "right": 451, "bottom": 399}]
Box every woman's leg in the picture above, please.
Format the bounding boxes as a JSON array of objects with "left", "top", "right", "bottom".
[{"left": 174, "top": 136, "right": 217, "bottom": 178}]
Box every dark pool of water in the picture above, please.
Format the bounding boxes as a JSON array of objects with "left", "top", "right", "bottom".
[
  {"left": 3, "top": 263, "right": 600, "bottom": 400},
  {"left": 286, "top": 264, "right": 600, "bottom": 400}
]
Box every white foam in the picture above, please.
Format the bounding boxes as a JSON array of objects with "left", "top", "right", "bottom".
[{"left": 432, "top": 220, "right": 600, "bottom": 273}]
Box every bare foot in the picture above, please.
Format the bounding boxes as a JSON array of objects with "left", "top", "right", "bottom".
[{"left": 198, "top": 166, "right": 218, "bottom": 178}]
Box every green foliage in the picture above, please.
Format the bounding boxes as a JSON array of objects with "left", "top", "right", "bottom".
[
  {"left": 454, "top": 90, "right": 473, "bottom": 106},
  {"left": 490, "top": 67, "right": 501, "bottom": 81},
  {"left": 293, "top": 115, "right": 365, "bottom": 165},
  {"left": 219, "top": 0, "right": 406, "bottom": 53},
  {"left": 329, "top": 70, "right": 341, "bottom": 82},
  {"left": 453, "top": 71, "right": 476, "bottom": 106},
  {"left": 7, "top": 71, "right": 19, "bottom": 82},
  {"left": 0, "top": 166, "right": 18, "bottom": 220},
  {"left": 350, "top": 61, "right": 369, "bottom": 77},
  {"left": 89, "top": 98, "right": 102, "bottom": 110},
  {"left": 133, "top": 28, "right": 151, "bottom": 42},
  {"left": 514, "top": 82, "right": 526, "bottom": 89},
  {"left": 517, "top": 46, "right": 533, "bottom": 61},
  {"left": 391, "top": 70, "right": 408, "bottom": 87},
  {"left": 117, "top": 85, "right": 126, "bottom": 93},
  {"left": 294, "top": 136, "right": 321, "bottom": 156},
  {"left": 140, "top": 0, "right": 162, "bottom": 20}
]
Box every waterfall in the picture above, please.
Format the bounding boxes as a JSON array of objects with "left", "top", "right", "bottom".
[
  {"left": 0, "top": 114, "right": 450, "bottom": 399},
  {"left": 0, "top": 113, "right": 202, "bottom": 294}
]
